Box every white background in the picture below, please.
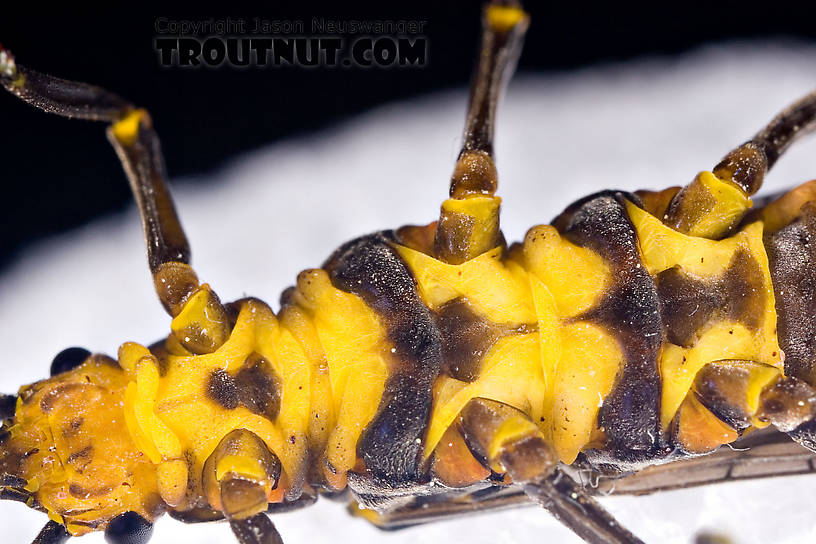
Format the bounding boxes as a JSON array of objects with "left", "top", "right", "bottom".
[{"left": 2, "top": 42, "right": 816, "bottom": 543}]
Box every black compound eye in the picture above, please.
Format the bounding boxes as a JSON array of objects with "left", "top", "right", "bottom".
[
  {"left": 104, "top": 511, "right": 153, "bottom": 544},
  {"left": 49, "top": 347, "right": 91, "bottom": 376}
]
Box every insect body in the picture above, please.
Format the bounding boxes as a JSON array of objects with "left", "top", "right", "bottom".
[{"left": 3, "top": 3, "right": 816, "bottom": 544}]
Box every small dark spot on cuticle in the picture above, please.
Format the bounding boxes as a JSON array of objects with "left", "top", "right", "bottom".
[
  {"left": 21, "top": 448, "right": 39, "bottom": 460},
  {"left": 63, "top": 417, "right": 84, "bottom": 438}
]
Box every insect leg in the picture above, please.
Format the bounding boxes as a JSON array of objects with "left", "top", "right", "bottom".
[
  {"left": 521, "top": 468, "right": 645, "bottom": 544},
  {"left": 589, "top": 426, "right": 816, "bottom": 496},
  {"left": 671, "top": 359, "right": 816, "bottom": 454},
  {"left": 200, "top": 429, "right": 287, "bottom": 543},
  {"left": 229, "top": 512, "right": 283, "bottom": 544},
  {"left": 0, "top": 46, "right": 231, "bottom": 354},
  {"left": 433, "top": 2, "right": 529, "bottom": 263},
  {"left": 349, "top": 425, "right": 816, "bottom": 528},
  {"left": 662, "top": 90, "right": 816, "bottom": 238},
  {"left": 31, "top": 521, "right": 70, "bottom": 544},
  {"left": 458, "top": 398, "right": 645, "bottom": 544},
  {"left": 202, "top": 430, "right": 283, "bottom": 523}
]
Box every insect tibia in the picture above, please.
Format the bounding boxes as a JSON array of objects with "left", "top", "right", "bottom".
[
  {"left": 110, "top": 108, "right": 151, "bottom": 147},
  {"left": 485, "top": 2, "right": 527, "bottom": 32},
  {"left": 462, "top": 3, "right": 529, "bottom": 156},
  {"left": 0, "top": 53, "right": 131, "bottom": 121}
]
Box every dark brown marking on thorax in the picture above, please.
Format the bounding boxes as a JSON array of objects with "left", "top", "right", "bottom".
[
  {"left": 435, "top": 297, "right": 537, "bottom": 382},
  {"left": 656, "top": 267, "right": 722, "bottom": 347},
  {"left": 325, "top": 232, "right": 443, "bottom": 488},
  {"left": 205, "top": 355, "right": 282, "bottom": 420},
  {"left": 235, "top": 354, "right": 281, "bottom": 421},
  {"left": 722, "top": 249, "right": 765, "bottom": 330},
  {"left": 557, "top": 192, "right": 665, "bottom": 466},
  {"left": 656, "top": 249, "right": 766, "bottom": 348},
  {"left": 206, "top": 370, "right": 239, "bottom": 410}
]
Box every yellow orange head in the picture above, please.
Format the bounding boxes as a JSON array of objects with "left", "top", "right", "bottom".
[{"left": 0, "top": 354, "right": 161, "bottom": 535}]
